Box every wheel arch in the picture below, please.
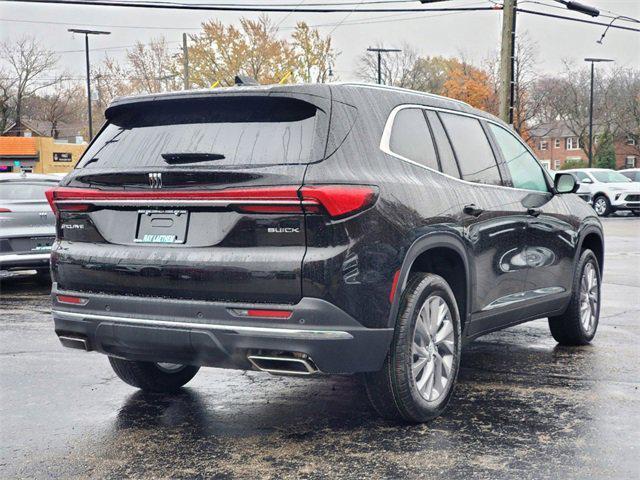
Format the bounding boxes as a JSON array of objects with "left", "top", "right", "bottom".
[
  {"left": 577, "top": 226, "right": 605, "bottom": 274},
  {"left": 592, "top": 191, "right": 610, "bottom": 201},
  {"left": 388, "top": 233, "right": 471, "bottom": 332}
]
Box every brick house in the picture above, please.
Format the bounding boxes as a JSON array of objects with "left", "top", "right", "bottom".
[{"left": 528, "top": 120, "right": 639, "bottom": 171}]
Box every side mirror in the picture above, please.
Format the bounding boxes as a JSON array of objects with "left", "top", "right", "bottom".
[
  {"left": 581, "top": 177, "right": 593, "bottom": 184},
  {"left": 555, "top": 173, "right": 579, "bottom": 194}
]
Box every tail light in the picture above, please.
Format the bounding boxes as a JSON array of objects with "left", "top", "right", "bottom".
[
  {"left": 0, "top": 208, "right": 11, "bottom": 213},
  {"left": 45, "top": 185, "right": 377, "bottom": 219},
  {"left": 300, "top": 185, "right": 377, "bottom": 218}
]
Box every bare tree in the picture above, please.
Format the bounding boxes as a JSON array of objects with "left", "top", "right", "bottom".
[
  {"left": 357, "top": 43, "right": 419, "bottom": 87},
  {"left": 0, "top": 36, "right": 61, "bottom": 132},
  {"left": 26, "top": 81, "right": 84, "bottom": 138},
  {"left": 610, "top": 67, "right": 640, "bottom": 156},
  {"left": 0, "top": 67, "right": 16, "bottom": 133},
  {"left": 127, "top": 37, "right": 181, "bottom": 93},
  {"left": 544, "top": 61, "right": 618, "bottom": 159}
]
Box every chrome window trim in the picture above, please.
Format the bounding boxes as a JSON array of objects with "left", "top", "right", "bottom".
[{"left": 379, "top": 103, "right": 553, "bottom": 194}]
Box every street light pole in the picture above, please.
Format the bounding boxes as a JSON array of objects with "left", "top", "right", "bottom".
[
  {"left": 68, "top": 28, "right": 111, "bottom": 141},
  {"left": 584, "top": 57, "right": 613, "bottom": 168},
  {"left": 366, "top": 47, "right": 402, "bottom": 85}
]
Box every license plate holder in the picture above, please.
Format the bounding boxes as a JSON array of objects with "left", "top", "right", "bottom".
[{"left": 135, "top": 210, "right": 189, "bottom": 244}]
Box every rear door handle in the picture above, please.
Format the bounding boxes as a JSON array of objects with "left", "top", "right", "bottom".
[
  {"left": 463, "top": 204, "right": 484, "bottom": 217},
  {"left": 527, "top": 208, "right": 542, "bottom": 217}
]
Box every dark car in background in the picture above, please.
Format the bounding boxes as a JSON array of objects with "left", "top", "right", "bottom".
[
  {"left": 48, "top": 83, "right": 603, "bottom": 422},
  {"left": 0, "top": 173, "right": 61, "bottom": 279}
]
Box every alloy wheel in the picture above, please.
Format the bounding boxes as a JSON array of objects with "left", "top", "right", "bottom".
[
  {"left": 411, "top": 295, "right": 455, "bottom": 402},
  {"left": 594, "top": 198, "right": 607, "bottom": 216},
  {"left": 579, "top": 262, "right": 599, "bottom": 334}
]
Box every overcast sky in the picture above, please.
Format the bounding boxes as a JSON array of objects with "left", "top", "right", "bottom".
[{"left": 0, "top": 0, "right": 638, "bottom": 82}]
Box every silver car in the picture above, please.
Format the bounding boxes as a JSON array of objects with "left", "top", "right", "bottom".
[{"left": 0, "top": 173, "right": 62, "bottom": 275}]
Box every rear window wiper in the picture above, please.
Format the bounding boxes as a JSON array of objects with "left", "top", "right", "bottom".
[{"left": 161, "top": 152, "right": 225, "bottom": 164}]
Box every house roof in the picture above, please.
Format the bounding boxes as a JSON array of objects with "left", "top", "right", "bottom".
[
  {"left": 0, "top": 137, "right": 38, "bottom": 157},
  {"left": 529, "top": 120, "right": 608, "bottom": 139},
  {"left": 3, "top": 118, "right": 84, "bottom": 138}
]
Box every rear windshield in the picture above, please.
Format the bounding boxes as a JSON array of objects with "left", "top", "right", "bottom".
[
  {"left": 78, "top": 96, "right": 319, "bottom": 169},
  {"left": 0, "top": 182, "right": 57, "bottom": 201}
]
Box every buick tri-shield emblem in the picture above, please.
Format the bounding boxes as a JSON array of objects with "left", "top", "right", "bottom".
[{"left": 148, "top": 172, "right": 162, "bottom": 188}]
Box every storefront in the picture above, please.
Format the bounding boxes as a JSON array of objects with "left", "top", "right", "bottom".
[{"left": 0, "top": 137, "right": 86, "bottom": 174}]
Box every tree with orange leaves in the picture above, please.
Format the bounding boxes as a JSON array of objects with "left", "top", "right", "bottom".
[
  {"left": 442, "top": 61, "right": 496, "bottom": 112},
  {"left": 186, "top": 16, "right": 337, "bottom": 87}
]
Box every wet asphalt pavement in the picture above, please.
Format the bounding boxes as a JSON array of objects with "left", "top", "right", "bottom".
[{"left": 1, "top": 217, "right": 639, "bottom": 479}]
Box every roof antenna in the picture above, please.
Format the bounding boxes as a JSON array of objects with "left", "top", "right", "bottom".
[{"left": 234, "top": 75, "right": 259, "bottom": 86}]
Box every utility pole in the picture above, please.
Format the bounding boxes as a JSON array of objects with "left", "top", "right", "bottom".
[
  {"left": 584, "top": 57, "right": 613, "bottom": 168},
  {"left": 366, "top": 47, "right": 401, "bottom": 85},
  {"left": 182, "top": 33, "right": 190, "bottom": 90},
  {"left": 68, "top": 28, "right": 110, "bottom": 140},
  {"left": 498, "top": 0, "right": 517, "bottom": 125}
]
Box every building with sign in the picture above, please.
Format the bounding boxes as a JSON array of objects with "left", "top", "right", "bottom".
[{"left": 0, "top": 136, "right": 87, "bottom": 174}]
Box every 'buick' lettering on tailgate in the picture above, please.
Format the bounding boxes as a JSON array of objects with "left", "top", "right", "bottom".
[{"left": 267, "top": 227, "right": 300, "bottom": 233}]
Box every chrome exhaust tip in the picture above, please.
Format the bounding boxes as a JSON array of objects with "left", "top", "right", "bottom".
[
  {"left": 58, "top": 335, "right": 90, "bottom": 351},
  {"left": 247, "top": 354, "right": 318, "bottom": 376}
]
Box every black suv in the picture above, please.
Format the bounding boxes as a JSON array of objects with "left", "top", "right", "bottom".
[{"left": 48, "top": 84, "right": 603, "bottom": 422}]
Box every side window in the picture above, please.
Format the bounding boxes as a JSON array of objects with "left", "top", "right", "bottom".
[
  {"left": 388, "top": 108, "right": 439, "bottom": 170},
  {"left": 439, "top": 112, "right": 502, "bottom": 185},
  {"left": 425, "top": 110, "right": 460, "bottom": 178},
  {"left": 488, "top": 124, "right": 548, "bottom": 193},
  {"left": 574, "top": 171, "right": 589, "bottom": 182}
]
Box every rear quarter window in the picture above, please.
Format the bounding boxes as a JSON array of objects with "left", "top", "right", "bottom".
[{"left": 388, "top": 108, "right": 439, "bottom": 171}]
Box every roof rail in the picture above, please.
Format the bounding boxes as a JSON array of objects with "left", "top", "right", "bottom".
[{"left": 336, "top": 82, "right": 471, "bottom": 108}]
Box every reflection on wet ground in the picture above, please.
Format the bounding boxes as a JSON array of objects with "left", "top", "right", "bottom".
[{"left": 1, "top": 218, "right": 639, "bottom": 479}]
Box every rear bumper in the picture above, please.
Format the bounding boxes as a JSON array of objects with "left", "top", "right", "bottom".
[
  {"left": 51, "top": 285, "right": 393, "bottom": 374},
  {"left": 0, "top": 252, "right": 50, "bottom": 270}
]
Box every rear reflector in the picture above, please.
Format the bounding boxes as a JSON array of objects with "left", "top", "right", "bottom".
[
  {"left": 229, "top": 308, "right": 293, "bottom": 319},
  {"left": 56, "top": 295, "right": 88, "bottom": 305},
  {"left": 46, "top": 185, "right": 377, "bottom": 219},
  {"left": 389, "top": 270, "right": 401, "bottom": 303}
]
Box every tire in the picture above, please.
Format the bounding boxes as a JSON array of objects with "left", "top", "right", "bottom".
[
  {"left": 363, "top": 273, "right": 462, "bottom": 423},
  {"left": 593, "top": 195, "right": 611, "bottom": 217},
  {"left": 108, "top": 357, "right": 200, "bottom": 392},
  {"left": 548, "top": 249, "right": 601, "bottom": 346}
]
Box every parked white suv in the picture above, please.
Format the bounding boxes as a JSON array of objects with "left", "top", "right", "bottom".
[{"left": 564, "top": 168, "right": 640, "bottom": 217}]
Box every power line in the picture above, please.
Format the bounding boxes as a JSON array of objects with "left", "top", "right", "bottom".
[
  {"left": 516, "top": 7, "right": 640, "bottom": 33},
  {"left": 3, "top": 0, "right": 638, "bottom": 34},
  {"left": 519, "top": 0, "right": 640, "bottom": 23},
  {"left": 3, "top": 0, "right": 498, "bottom": 14}
]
